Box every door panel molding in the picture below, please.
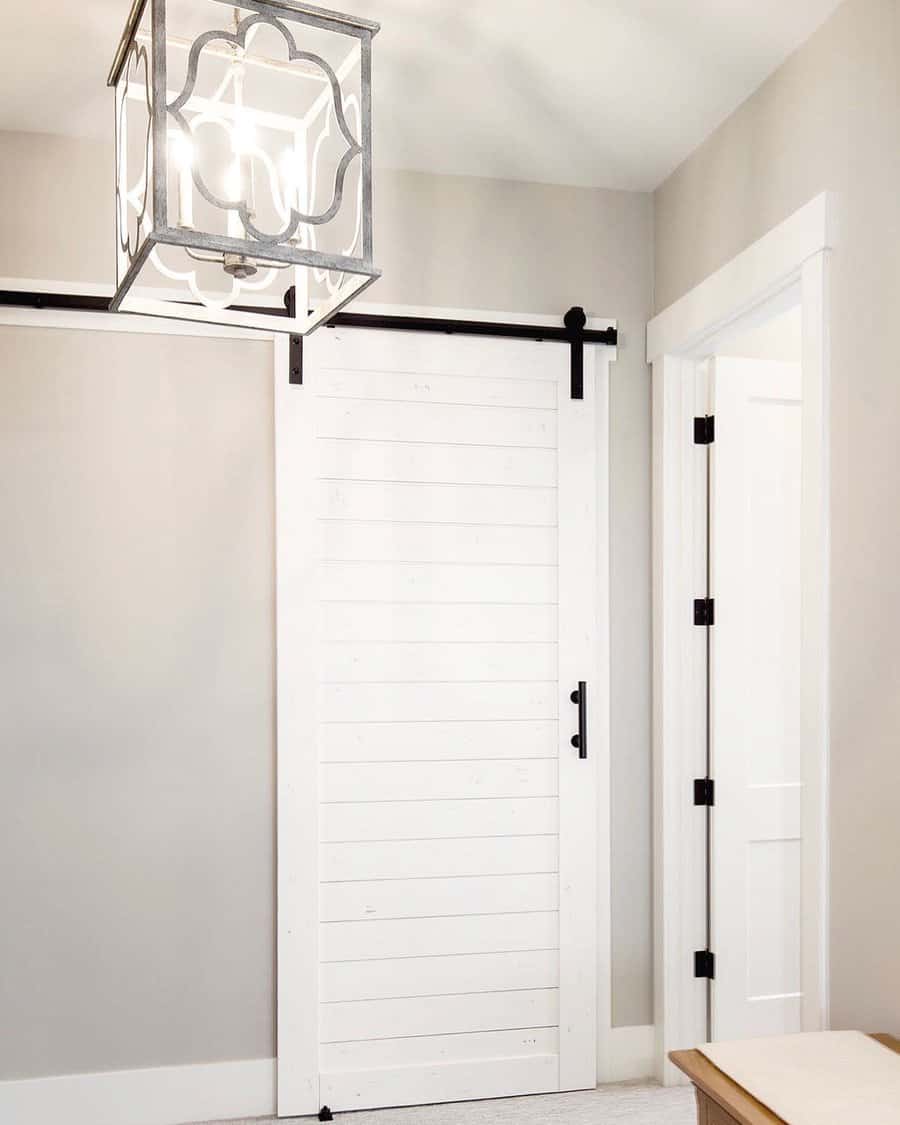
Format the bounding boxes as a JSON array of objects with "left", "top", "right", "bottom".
[{"left": 710, "top": 357, "right": 804, "bottom": 1041}]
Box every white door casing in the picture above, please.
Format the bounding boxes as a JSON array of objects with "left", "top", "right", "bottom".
[
  {"left": 277, "top": 320, "right": 612, "bottom": 1115},
  {"left": 709, "top": 358, "right": 804, "bottom": 1041}
]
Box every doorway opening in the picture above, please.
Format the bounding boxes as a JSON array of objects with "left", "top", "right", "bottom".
[
  {"left": 702, "top": 306, "right": 805, "bottom": 1043},
  {"left": 648, "top": 195, "right": 832, "bottom": 1083}
]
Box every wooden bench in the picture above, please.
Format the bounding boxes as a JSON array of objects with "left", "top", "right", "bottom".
[{"left": 670, "top": 1034, "right": 900, "bottom": 1125}]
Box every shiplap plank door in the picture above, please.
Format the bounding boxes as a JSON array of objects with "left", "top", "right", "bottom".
[{"left": 278, "top": 326, "right": 604, "bottom": 1115}]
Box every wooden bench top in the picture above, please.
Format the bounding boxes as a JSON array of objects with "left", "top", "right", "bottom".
[{"left": 669, "top": 1034, "right": 900, "bottom": 1125}]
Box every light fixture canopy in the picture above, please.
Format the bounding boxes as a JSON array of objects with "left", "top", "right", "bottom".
[{"left": 109, "top": 0, "right": 379, "bottom": 333}]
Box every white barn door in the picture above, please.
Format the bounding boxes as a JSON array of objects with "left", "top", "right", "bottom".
[
  {"left": 709, "top": 357, "right": 804, "bottom": 1042},
  {"left": 277, "top": 324, "right": 608, "bottom": 1115}
]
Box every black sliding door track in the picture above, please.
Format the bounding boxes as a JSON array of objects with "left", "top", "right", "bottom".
[{"left": 0, "top": 291, "right": 617, "bottom": 397}]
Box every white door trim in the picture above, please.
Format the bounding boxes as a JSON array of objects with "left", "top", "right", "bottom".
[
  {"left": 646, "top": 193, "right": 836, "bottom": 362},
  {"left": 647, "top": 195, "right": 833, "bottom": 1083},
  {"left": 275, "top": 306, "right": 616, "bottom": 1112}
]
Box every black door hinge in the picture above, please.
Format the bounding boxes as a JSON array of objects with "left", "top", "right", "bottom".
[
  {"left": 694, "top": 415, "right": 715, "bottom": 444},
  {"left": 694, "top": 950, "right": 716, "bottom": 979},
  {"left": 693, "top": 597, "right": 715, "bottom": 626},
  {"left": 693, "top": 778, "right": 715, "bottom": 806}
]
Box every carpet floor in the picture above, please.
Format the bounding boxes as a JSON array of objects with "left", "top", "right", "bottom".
[{"left": 198, "top": 1083, "right": 696, "bottom": 1125}]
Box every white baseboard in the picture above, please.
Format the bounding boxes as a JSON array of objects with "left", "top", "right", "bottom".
[
  {"left": 0, "top": 1057, "right": 276, "bottom": 1125},
  {"left": 2, "top": 1030, "right": 657, "bottom": 1125},
  {"left": 604, "top": 1025, "right": 656, "bottom": 1082}
]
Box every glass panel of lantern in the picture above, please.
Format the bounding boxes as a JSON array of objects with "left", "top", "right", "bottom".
[{"left": 110, "top": 0, "right": 379, "bottom": 333}]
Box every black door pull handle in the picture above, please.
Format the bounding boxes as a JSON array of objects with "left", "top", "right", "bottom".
[{"left": 570, "top": 681, "right": 587, "bottom": 759}]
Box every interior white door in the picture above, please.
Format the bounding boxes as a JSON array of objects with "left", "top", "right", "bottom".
[
  {"left": 277, "top": 325, "right": 605, "bottom": 1114},
  {"left": 709, "top": 356, "right": 804, "bottom": 1042}
]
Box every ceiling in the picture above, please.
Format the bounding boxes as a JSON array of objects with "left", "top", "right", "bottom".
[{"left": 1, "top": 0, "right": 842, "bottom": 191}]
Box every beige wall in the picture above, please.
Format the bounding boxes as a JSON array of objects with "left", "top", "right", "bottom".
[
  {"left": 655, "top": 0, "right": 900, "bottom": 1033},
  {"left": 0, "top": 327, "right": 276, "bottom": 1079},
  {"left": 0, "top": 129, "right": 654, "bottom": 1079}
]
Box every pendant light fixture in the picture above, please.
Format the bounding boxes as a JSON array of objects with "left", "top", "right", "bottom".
[{"left": 108, "top": 0, "right": 379, "bottom": 333}]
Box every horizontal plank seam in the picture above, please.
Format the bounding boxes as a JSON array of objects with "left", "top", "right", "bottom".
[
  {"left": 321, "top": 720, "right": 558, "bottom": 727},
  {"left": 322, "top": 797, "right": 558, "bottom": 804},
  {"left": 322, "top": 835, "right": 558, "bottom": 844},
  {"left": 321, "top": 909, "right": 560, "bottom": 924},
  {"left": 321, "top": 869, "right": 558, "bottom": 884},
  {"left": 321, "top": 948, "right": 559, "bottom": 965},
  {"left": 321, "top": 599, "right": 558, "bottom": 605},
  {"left": 319, "top": 479, "right": 557, "bottom": 491},
  {"left": 319, "top": 520, "right": 560, "bottom": 529},
  {"left": 317, "top": 648, "right": 555, "bottom": 657},
  {"left": 324, "top": 760, "right": 558, "bottom": 769},
  {"left": 320, "top": 526, "right": 557, "bottom": 533},
  {"left": 321, "top": 562, "right": 557, "bottom": 569},
  {"left": 315, "top": 437, "right": 558, "bottom": 452},
  {"left": 315, "top": 394, "right": 557, "bottom": 412},
  {"left": 321, "top": 721, "right": 559, "bottom": 728},
  {"left": 322, "top": 987, "right": 559, "bottom": 1005},
  {"left": 322, "top": 678, "right": 558, "bottom": 684},
  {"left": 321, "top": 1024, "right": 559, "bottom": 1045},
  {"left": 316, "top": 366, "right": 558, "bottom": 383},
  {"left": 322, "top": 684, "right": 557, "bottom": 689}
]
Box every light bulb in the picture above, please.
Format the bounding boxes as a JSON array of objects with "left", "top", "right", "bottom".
[
  {"left": 279, "top": 148, "right": 297, "bottom": 187},
  {"left": 231, "top": 115, "right": 256, "bottom": 156},
  {"left": 169, "top": 130, "right": 194, "bottom": 228},
  {"left": 280, "top": 147, "right": 306, "bottom": 216},
  {"left": 225, "top": 158, "right": 244, "bottom": 238},
  {"left": 225, "top": 160, "right": 243, "bottom": 202},
  {"left": 169, "top": 130, "right": 194, "bottom": 170}
]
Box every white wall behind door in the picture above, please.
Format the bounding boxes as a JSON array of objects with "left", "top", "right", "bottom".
[{"left": 0, "top": 324, "right": 276, "bottom": 1079}]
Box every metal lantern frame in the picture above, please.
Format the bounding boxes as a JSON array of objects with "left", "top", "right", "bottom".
[{"left": 108, "top": 0, "right": 380, "bottom": 334}]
